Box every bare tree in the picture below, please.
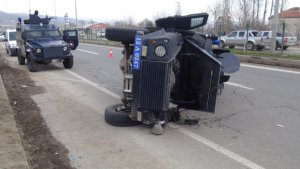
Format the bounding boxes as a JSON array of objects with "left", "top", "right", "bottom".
[
  {"left": 280, "top": 0, "right": 289, "bottom": 13},
  {"left": 238, "top": 0, "right": 252, "bottom": 28},
  {"left": 138, "top": 18, "right": 155, "bottom": 27},
  {"left": 152, "top": 10, "right": 170, "bottom": 21},
  {"left": 256, "top": 0, "right": 261, "bottom": 25},
  {"left": 269, "top": 0, "right": 274, "bottom": 19},
  {"left": 252, "top": 0, "right": 256, "bottom": 27},
  {"left": 210, "top": 0, "right": 233, "bottom": 34},
  {"left": 262, "top": 0, "right": 268, "bottom": 26},
  {"left": 114, "top": 17, "right": 136, "bottom": 27}
]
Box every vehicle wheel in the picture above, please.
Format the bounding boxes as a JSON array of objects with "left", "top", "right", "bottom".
[
  {"left": 283, "top": 46, "right": 288, "bottom": 50},
  {"left": 246, "top": 41, "right": 254, "bottom": 50},
  {"left": 219, "top": 41, "right": 226, "bottom": 48},
  {"left": 27, "top": 57, "right": 38, "bottom": 72},
  {"left": 105, "top": 104, "right": 140, "bottom": 126},
  {"left": 105, "top": 27, "right": 149, "bottom": 43},
  {"left": 63, "top": 58, "right": 73, "bottom": 69},
  {"left": 256, "top": 45, "right": 264, "bottom": 51},
  {"left": 228, "top": 45, "right": 235, "bottom": 49},
  {"left": 18, "top": 51, "right": 25, "bottom": 65}
]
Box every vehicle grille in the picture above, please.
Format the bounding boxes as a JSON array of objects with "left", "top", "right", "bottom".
[
  {"left": 43, "top": 46, "right": 63, "bottom": 58},
  {"left": 139, "top": 61, "right": 170, "bottom": 111}
]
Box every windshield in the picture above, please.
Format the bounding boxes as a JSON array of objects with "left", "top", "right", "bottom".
[
  {"left": 26, "top": 30, "right": 61, "bottom": 39},
  {"left": 9, "top": 32, "right": 16, "bottom": 41}
]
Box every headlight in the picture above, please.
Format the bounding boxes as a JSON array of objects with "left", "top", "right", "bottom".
[
  {"left": 63, "top": 46, "right": 68, "bottom": 51},
  {"left": 36, "top": 48, "right": 42, "bottom": 53},
  {"left": 154, "top": 45, "right": 167, "bottom": 57}
]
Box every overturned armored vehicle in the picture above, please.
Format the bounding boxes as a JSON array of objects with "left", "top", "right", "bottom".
[
  {"left": 16, "top": 11, "right": 78, "bottom": 72},
  {"left": 104, "top": 13, "right": 240, "bottom": 134}
]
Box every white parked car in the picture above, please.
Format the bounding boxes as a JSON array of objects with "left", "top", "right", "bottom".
[
  {"left": 96, "top": 30, "right": 105, "bottom": 38},
  {"left": 0, "top": 32, "right": 5, "bottom": 41},
  {"left": 4, "top": 29, "right": 18, "bottom": 56}
]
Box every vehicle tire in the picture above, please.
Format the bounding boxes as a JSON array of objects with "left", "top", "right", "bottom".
[
  {"left": 283, "top": 46, "right": 288, "bottom": 50},
  {"left": 219, "top": 40, "right": 226, "bottom": 48},
  {"left": 228, "top": 45, "right": 235, "bottom": 49},
  {"left": 256, "top": 45, "right": 264, "bottom": 51},
  {"left": 105, "top": 104, "right": 140, "bottom": 127},
  {"left": 27, "top": 57, "right": 38, "bottom": 72},
  {"left": 18, "top": 51, "right": 25, "bottom": 65},
  {"left": 105, "top": 27, "right": 149, "bottom": 43},
  {"left": 246, "top": 41, "right": 254, "bottom": 50},
  {"left": 63, "top": 58, "right": 73, "bottom": 69}
]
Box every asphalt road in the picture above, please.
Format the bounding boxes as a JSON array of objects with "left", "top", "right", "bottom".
[{"left": 2, "top": 43, "right": 300, "bottom": 169}]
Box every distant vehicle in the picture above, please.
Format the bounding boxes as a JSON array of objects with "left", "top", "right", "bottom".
[
  {"left": 96, "top": 30, "right": 105, "bottom": 38},
  {"left": 4, "top": 29, "right": 18, "bottom": 56},
  {"left": 78, "top": 31, "right": 85, "bottom": 37},
  {"left": 219, "top": 30, "right": 265, "bottom": 50},
  {"left": 16, "top": 12, "right": 76, "bottom": 72},
  {"left": 0, "top": 33, "right": 5, "bottom": 41},
  {"left": 258, "top": 31, "right": 297, "bottom": 50}
]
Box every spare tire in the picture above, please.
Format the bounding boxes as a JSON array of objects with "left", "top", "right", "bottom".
[
  {"left": 105, "top": 27, "right": 149, "bottom": 43},
  {"left": 104, "top": 104, "right": 140, "bottom": 126}
]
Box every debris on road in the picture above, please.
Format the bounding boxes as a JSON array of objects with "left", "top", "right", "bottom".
[{"left": 275, "top": 124, "right": 285, "bottom": 128}]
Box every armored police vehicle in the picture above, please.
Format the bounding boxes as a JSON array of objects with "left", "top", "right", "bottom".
[
  {"left": 104, "top": 13, "right": 240, "bottom": 134},
  {"left": 16, "top": 12, "right": 76, "bottom": 72}
]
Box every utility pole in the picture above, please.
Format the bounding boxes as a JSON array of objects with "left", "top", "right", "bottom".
[
  {"left": 271, "top": 0, "right": 279, "bottom": 54},
  {"left": 75, "top": 0, "right": 78, "bottom": 30}
]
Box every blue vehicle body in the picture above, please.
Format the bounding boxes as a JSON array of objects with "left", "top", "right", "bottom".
[{"left": 16, "top": 13, "right": 74, "bottom": 72}]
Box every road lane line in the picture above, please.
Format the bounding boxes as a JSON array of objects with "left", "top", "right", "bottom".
[
  {"left": 225, "top": 82, "right": 254, "bottom": 90},
  {"left": 64, "top": 70, "right": 121, "bottom": 100},
  {"left": 76, "top": 49, "right": 99, "bottom": 55},
  {"left": 64, "top": 69, "right": 264, "bottom": 169},
  {"left": 80, "top": 43, "right": 122, "bottom": 50},
  {"left": 168, "top": 123, "right": 265, "bottom": 169},
  {"left": 241, "top": 64, "right": 300, "bottom": 75}
]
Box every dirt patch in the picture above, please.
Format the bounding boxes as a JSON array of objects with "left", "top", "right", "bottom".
[{"left": 0, "top": 55, "right": 74, "bottom": 169}]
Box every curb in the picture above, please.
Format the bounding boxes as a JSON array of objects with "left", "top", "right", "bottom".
[
  {"left": 0, "top": 74, "right": 30, "bottom": 169},
  {"left": 237, "top": 55, "right": 300, "bottom": 69}
]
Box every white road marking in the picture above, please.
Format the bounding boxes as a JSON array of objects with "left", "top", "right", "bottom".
[
  {"left": 76, "top": 49, "right": 99, "bottom": 55},
  {"left": 241, "top": 64, "right": 300, "bottom": 75},
  {"left": 225, "top": 82, "right": 254, "bottom": 90},
  {"left": 168, "top": 123, "right": 265, "bottom": 169},
  {"left": 64, "top": 69, "right": 264, "bottom": 169},
  {"left": 64, "top": 70, "right": 121, "bottom": 100},
  {"left": 80, "top": 43, "right": 122, "bottom": 50}
]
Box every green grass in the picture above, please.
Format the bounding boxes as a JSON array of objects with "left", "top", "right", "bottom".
[{"left": 231, "top": 49, "right": 300, "bottom": 60}]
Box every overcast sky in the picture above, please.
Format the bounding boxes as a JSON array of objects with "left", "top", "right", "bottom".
[{"left": 1, "top": 0, "right": 300, "bottom": 23}]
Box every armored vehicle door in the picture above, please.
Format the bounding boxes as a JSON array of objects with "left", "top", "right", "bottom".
[{"left": 63, "top": 29, "right": 78, "bottom": 50}]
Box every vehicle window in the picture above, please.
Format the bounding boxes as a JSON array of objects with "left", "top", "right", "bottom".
[
  {"left": 238, "top": 32, "right": 245, "bottom": 37},
  {"left": 67, "top": 31, "right": 76, "bottom": 37},
  {"left": 276, "top": 32, "right": 282, "bottom": 37},
  {"left": 251, "top": 31, "right": 258, "bottom": 36},
  {"left": 44, "top": 30, "right": 60, "bottom": 37},
  {"left": 228, "top": 32, "right": 237, "bottom": 37},
  {"left": 248, "top": 32, "right": 253, "bottom": 37},
  {"left": 263, "top": 32, "right": 269, "bottom": 37},
  {"left": 9, "top": 32, "right": 16, "bottom": 41},
  {"left": 26, "top": 31, "right": 43, "bottom": 38}
]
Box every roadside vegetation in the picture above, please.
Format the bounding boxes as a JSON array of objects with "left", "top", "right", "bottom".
[{"left": 230, "top": 48, "right": 300, "bottom": 60}]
